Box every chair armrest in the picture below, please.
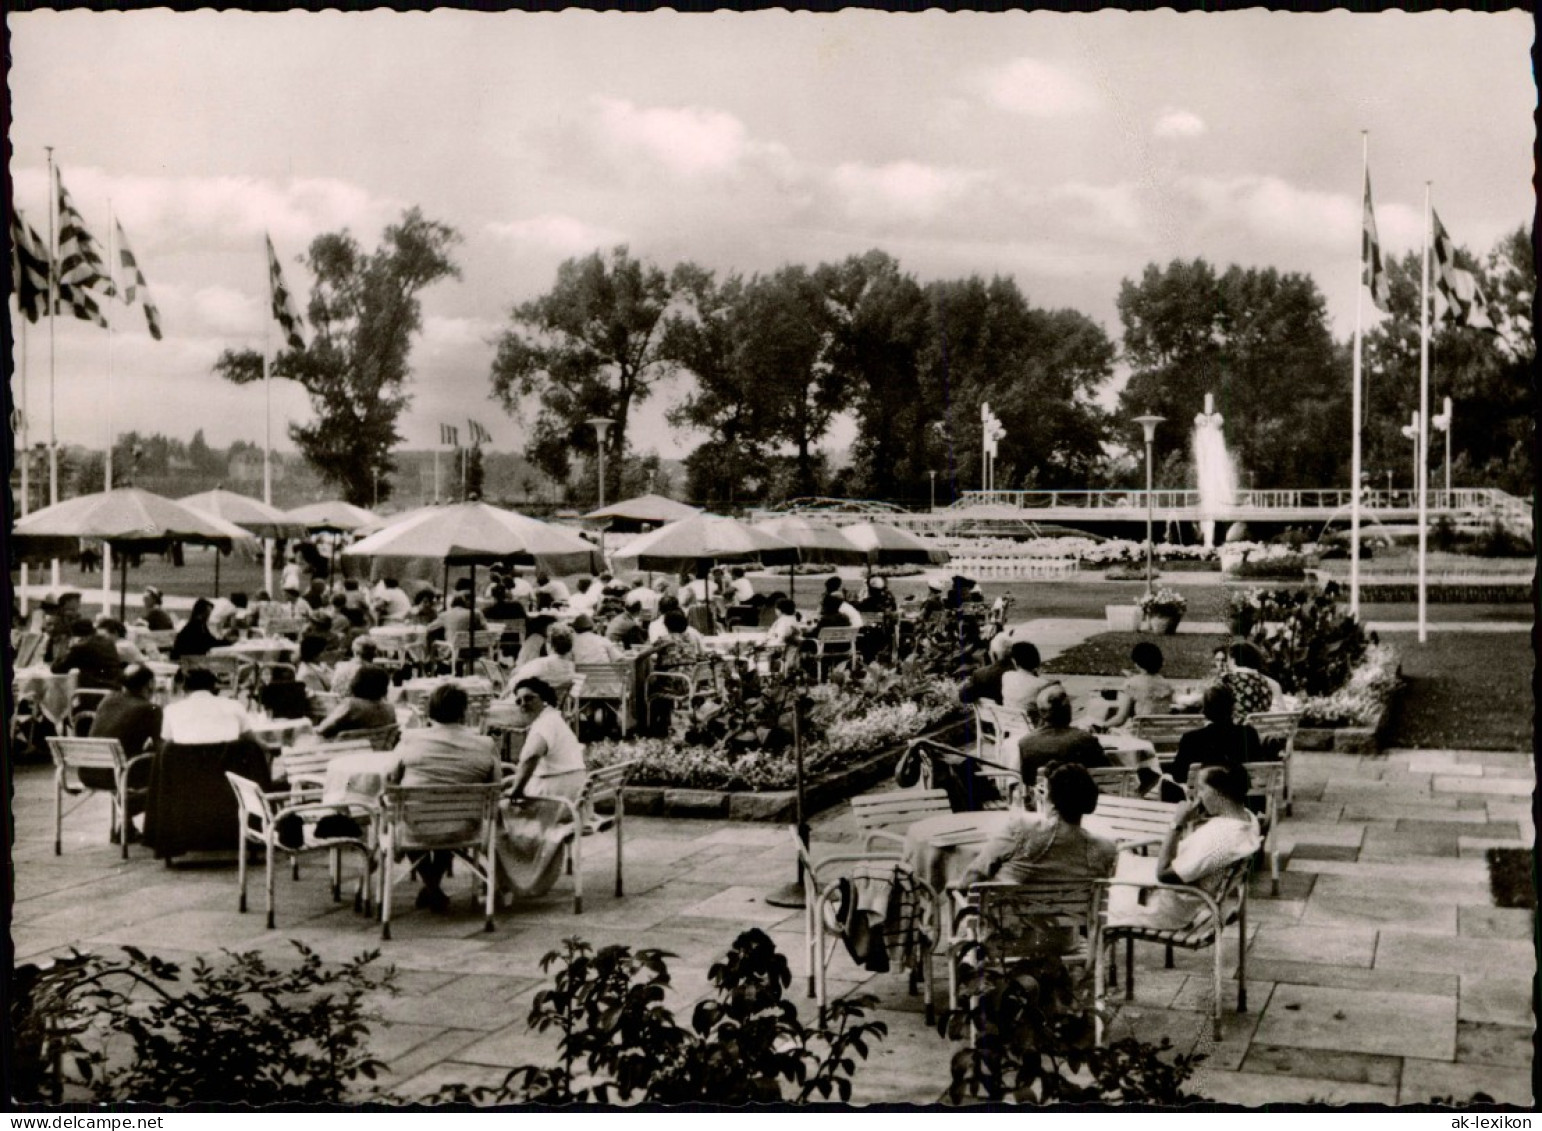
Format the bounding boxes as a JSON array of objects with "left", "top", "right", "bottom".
[
  {"left": 277, "top": 799, "right": 376, "bottom": 822},
  {"left": 123, "top": 752, "right": 157, "bottom": 779},
  {"left": 1095, "top": 876, "right": 1228, "bottom": 928},
  {"left": 807, "top": 849, "right": 903, "bottom": 881}
]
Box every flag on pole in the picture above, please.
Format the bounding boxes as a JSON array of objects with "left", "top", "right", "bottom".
[
  {"left": 1430, "top": 209, "right": 1498, "bottom": 334},
  {"left": 1362, "top": 171, "right": 1392, "bottom": 313},
  {"left": 468, "top": 420, "right": 492, "bottom": 447},
  {"left": 55, "top": 169, "right": 114, "bottom": 297},
  {"left": 441, "top": 423, "right": 460, "bottom": 447},
  {"left": 265, "top": 233, "right": 306, "bottom": 351},
  {"left": 10, "top": 209, "right": 51, "bottom": 324},
  {"left": 56, "top": 277, "right": 109, "bottom": 327},
  {"left": 113, "top": 219, "right": 163, "bottom": 340}
]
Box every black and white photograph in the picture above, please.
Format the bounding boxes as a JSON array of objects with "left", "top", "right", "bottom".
[{"left": 6, "top": 4, "right": 1535, "bottom": 1111}]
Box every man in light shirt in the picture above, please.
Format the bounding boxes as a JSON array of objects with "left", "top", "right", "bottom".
[
  {"left": 161, "top": 667, "right": 253, "bottom": 744},
  {"left": 625, "top": 580, "right": 661, "bottom": 619},
  {"left": 727, "top": 567, "right": 755, "bottom": 606},
  {"left": 567, "top": 577, "right": 602, "bottom": 615},
  {"left": 372, "top": 578, "right": 413, "bottom": 624},
  {"left": 569, "top": 614, "right": 621, "bottom": 664}
]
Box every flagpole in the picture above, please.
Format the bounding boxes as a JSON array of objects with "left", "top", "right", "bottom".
[
  {"left": 435, "top": 441, "right": 442, "bottom": 503},
  {"left": 263, "top": 314, "right": 274, "bottom": 600},
  {"left": 19, "top": 318, "right": 30, "bottom": 615},
  {"left": 1348, "top": 132, "right": 1367, "bottom": 618},
  {"left": 46, "top": 146, "right": 60, "bottom": 591},
  {"left": 1417, "top": 183, "right": 1431, "bottom": 644},
  {"left": 102, "top": 200, "right": 117, "bottom": 615}
]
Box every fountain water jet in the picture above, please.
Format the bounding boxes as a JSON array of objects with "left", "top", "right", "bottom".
[{"left": 1193, "top": 393, "right": 1238, "bottom": 549}]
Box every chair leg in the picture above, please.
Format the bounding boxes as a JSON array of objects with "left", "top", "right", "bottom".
[
  {"left": 1236, "top": 894, "right": 1249, "bottom": 1014},
  {"left": 481, "top": 843, "right": 496, "bottom": 934},
  {"left": 264, "top": 836, "right": 277, "bottom": 930},
  {"left": 614, "top": 809, "right": 625, "bottom": 898},
  {"left": 1164, "top": 943, "right": 1174, "bottom": 969},
  {"left": 804, "top": 896, "right": 817, "bottom": 999},
  {"left": 54, "top": 772, "right": 63, "bottom": 856},
  {"left": 117, "top": 785, "right": 128, "bottom": 861},
  {"left": 572, "top": 836, "right": 584, "bottom": 915},
  {"left": 237, "top": 828, "right": 249, "bottom": 914},
  {"left": 1125, "top": 936, "right": 1135, "bottom": 1001},
  {"left": 380, "top": 843, "right": 394, "bottom": 941}
]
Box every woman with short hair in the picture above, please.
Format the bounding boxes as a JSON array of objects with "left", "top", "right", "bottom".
[{"left": 497, "top": 677, "right": 588, "bottom": 901}]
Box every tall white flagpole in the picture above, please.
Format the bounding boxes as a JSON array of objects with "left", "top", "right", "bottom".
[
  {"left": 1348, "top": 132, "right": 1367, "bottom": 617},
  {"left": 434, "top": 442, "right": 442, "bottom": 503},
  {"left": 102, "top": 200, "right": 116, "bottom": 615},
  {"left": 263, "top": 313, "right": 274, "bottom": 600},
  {"left": 46, "top": 146, "right": 61, "bottom": 591},
  {"left": 1417, "top": 184, "right": 1431, "bottom": 643},
  {"left": 19, "top": 316, "right": 31, "bottom": 615}
]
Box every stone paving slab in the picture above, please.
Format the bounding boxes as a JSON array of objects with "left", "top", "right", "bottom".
[
  {"left": 1248, "top": 924, "right": 1378, "bottom": 967},
  {"left": 1456, "top": 1022, "right": 1534, "bottom": 1070},
  {"left": 1193, "top": 1068, "right": 1397, "bottom": 1106},
  {"left": 1457, "top": 906, "right": 1535, "bottom": 940},
  {"left": 1375, "top": 930, "right": 1534, "bottom": 979},
  {"left": 1300, "top": 887, "right": 1458, "bottom": 935},
  {"left": 1250, "top": 982, "right": 1456, "bottom": 1061},
  {"left": 1398, "top": 1059, "right": 1533, "bottom": 1107},
  {"left": 1240, "top": 1043, "right": 1403, "bottom": 1087},
  {"left": 1457, "top": 974, "right": 1536, "bottom": 1028}
]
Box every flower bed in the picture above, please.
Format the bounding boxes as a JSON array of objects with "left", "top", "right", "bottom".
[{"left": 1291, "top": 642, "right": 1403, "bottom": 752}]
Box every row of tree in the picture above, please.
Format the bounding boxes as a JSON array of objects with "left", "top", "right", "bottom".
[{"left": 215, "top": 208, "right": 1533, "bottom": 507}]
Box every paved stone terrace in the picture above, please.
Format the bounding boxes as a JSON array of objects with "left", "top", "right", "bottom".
[{"left": 13, "top": 737, "right": 1533, "bottom": 1107}]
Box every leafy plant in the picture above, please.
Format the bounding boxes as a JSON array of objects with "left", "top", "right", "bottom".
[
  {"left": 11, "top": 943, "right": 395, "bottom": 1105},
  {"left": 1135, "top": 586, "right": 1187, "bottom": 620},
  {"left": 939, "top": 934, "right": 1200, "bottom": 1105},
  {"left": 429, "top": 930, "right": 886, "bottom": 1105},
  {"left": 1225, "top": 582, "right": 1371, "bottom": 695},
  {"left": 1295, "top": 643, "right": 1401, "bottom": 728}
]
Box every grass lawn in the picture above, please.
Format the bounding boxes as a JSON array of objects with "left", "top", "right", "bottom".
[
  {"left": 1042, "top": 631, "right": 1228, "bottom": 679},
  {"left": 1384, "top": 632, "right": 1533, "bottom": 751}
]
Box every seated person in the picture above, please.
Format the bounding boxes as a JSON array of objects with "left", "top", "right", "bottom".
[
  {"left": 483, "top": 585, "right": 527, "bottom": 623},
  {"left": 84, "top": 664, "right": 163, "bottom": 843},
  {"left": 391, "top": 684, "right": 500, "bottom": 914},
  {"left": 258, "top": 664, "right": 312, "bottom": 721},
  {"left": 1223, "top": 642, "right": 1285, "bottom": 716},
  {"left": 52, "top": 619, "right": 126, "bottom": 690},
  {"left": 1100, "top": 642, "right": 1176, "bottom": 729},
  {"left": 507, "top": 572, "right": 537, "bottom": 604},
  {"left": 812, "top": 593, "right": 850, "bottom": 633},
  {"left": 651, "top": 609, "right": 704, "bottom": 671},
  {"left": 514, "top": 614, "right": 556, "bottom": 669},
  {"left": 512, "top": 625, "right": 577, "bottom": 699},
  {"left": 962, "top": 762, "right": 1119, "bottom": 888},
  {"left": 1107, "top": 763, "right": 1261, "bottom": 931},
  {"left": 293, "top": 633, "right": 334, "bottom": 694},
  {"left": 764, "top": 598, "right": 804, "bottom": 648},
  {"left": 409, "top": 589, "right": 442, "bottom": 627},
  {"left": 140, "top": 586, "right": 175, "bottom": 632},
  {"left": 169, "top": 598, "right": 231, "bottom": 660},
  {"left": 604, "top": 600, "right": 649, "bottom": 650},
  {"left": 726, "top": 567, "right": 756, "bottom": 607},
  {"left": 625, "top": 579, "right": 661, "bottom": 619},
  {"left": 315, "top": 663, "right": 397, "bottom": 738},
  {"left": 161, "top": 666, "right": 253, "bottom": 745},
  {"left": 999, "top": 641, "right": 1057, "bottom": 720},
  {"left": 372, "top": 578, "right": 413, "bottom": 624},
  {"left": 647, "top": 595, "right": 684, "bottom": 642},
  {"left": 567, "top": 577, "right": 601, "bottom": 616},
  {"left": 535, "top": 571, "right": 570, "bottom": 606},
  {"left": 207, "top": 592, "right": 251, "bottom": 637},
  {"left": 1162, "top": 684, "right": 1264, "bottom": 804},
  {"left": 426, "top": 593, "right": 486, "bottom": 645},
  {"left": 97, "top": 617, "right": 148, "bottom": 666},
  {"left": 330, "top": 637, "right": 379, "bottom": 697},
  {"left": 958, "top": 648, "right": 1012, "bottom": 707},
  {"left": 1017, "top": 685, "right": 1108, "bottom": 788},
  {"left": 569, "top": 614, "right": 621, "bottom": 665}
]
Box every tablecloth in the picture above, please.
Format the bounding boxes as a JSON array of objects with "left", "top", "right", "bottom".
[
  {"left": 13, "top": 666, "right": 75, "bottom": 726},
  {"left": 321, "top": 748, "right": 404, "bottom": 808},
  {"left": 249, "top": 716, "right": 315, "bottom": 752}
]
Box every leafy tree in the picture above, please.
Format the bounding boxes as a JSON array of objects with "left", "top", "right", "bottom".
[
  {"left": 916, "top": 275, "right": 1113, "bottom": 495},
  {"left": 213, "top": 208, "right": 462, "bottom": 507},
  {"left": 1116, "top": 260, "right": 1347, "bottom": 489},
  {"left": 1363, "top": 224, "right": 1533, "bottom": 495},
  {"left": 489, "top": 246, "right": 674, "bottom": 505}
]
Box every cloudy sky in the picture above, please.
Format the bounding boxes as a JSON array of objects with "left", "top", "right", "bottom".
[{"left": 7, "top": 8, "right": 1533, "bottom": 466}]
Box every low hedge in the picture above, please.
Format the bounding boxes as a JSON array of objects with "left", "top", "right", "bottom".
[{"left": 1356, "top": 582, "right": 1531, "bottom": 604}]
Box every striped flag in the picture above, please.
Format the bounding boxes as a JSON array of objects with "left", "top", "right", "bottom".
[
  {"left": 467, "top": 420, "right": 492, "bottom": 447},
  {"left": 55, "top": 278, "right": 108, "bottom": 328},
  {"left": 265, "top": 233, "right": 306, "bottom": 351},
  {"left": 113, "top": 219, "right": 163, "bottom": 341},
  {"left": 55, "top": 169, "right": 114, "bottom": 298},
  {"left": 1362, "top": 171, "right": 1391, "bottom": 313},
  {"left": 441, "top": 423, "right": 460, "bottom": 447},
  {"left": 10, "top": 208, "right": 51, "bottom": 324},
  {"left": 1430, "top": 209, "right": 1497, "bottom": 335}
]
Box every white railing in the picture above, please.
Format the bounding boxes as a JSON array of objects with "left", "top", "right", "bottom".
[{"left": 949, "top": 487, "right": 1515, "bottom": 513}]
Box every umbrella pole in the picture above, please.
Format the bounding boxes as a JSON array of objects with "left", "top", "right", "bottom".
[
  {"left": 765, "top": 673, "right": 807, "bottom": 909},
  {"left": 119, "top": 550, "right": 129, "bottom": 623},
  {"left": 467, "top": 561, "right": 477, "bottom": 672},
  {"left": 214, "top": 545, "right": 221, "bottom": 598}
]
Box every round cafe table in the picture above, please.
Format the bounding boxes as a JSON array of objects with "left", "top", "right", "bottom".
[
  {"left": 248, "top": 716, "right": 315, "bottom": 754},
  {"left": 12, "top": 666, "right": 75, "bottom": 727},
  {"left": 210, "top": 638, "right": 296, "bottom": 664}
]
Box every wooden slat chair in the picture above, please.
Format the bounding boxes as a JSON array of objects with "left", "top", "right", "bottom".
[
  {"left": 1030, "top": 765, "right": 1147, "bottom": 814},
  {"left": 1128, "top": 715, "right": 1208, "bottom": 757},
  {"left": 848, "top": 788, "right": 953, "bottom": 852},
  {"left": 1244, "top": 711, "right": 1301, "bottom": 815},
  {"left": 643, "top": 661, "right": 713, "bottom": 732},
  {"left": 574, "top": 661, "right": 637, "bottom": 738},
  {"left": 1185, "top": 761, "right": 1287, "bottom": 895},
  {"left": 276, "top": 738, "right": 375, "bottom": 793},
  {"left": 306, "top": 691, "right": 342, "bottom": 723},
  {"left": 789, "top": 828, "right": 938, "bottom": 1024},
  {"left": 46, "top": 737, "right": 154, "bottom": 860},
  {"left": 947, "top": 878, "right": 1108, "bottom": 1043},
  {"left": 1100, "top": 856, "right": 1253, "bottom": 1039},
  {"left": 263, "top": 617, "right": 310, "bottom": 641},
  {"left": 14, "top": 630, "right": 47, "bottom": 668},
  {"left": 1080, "top": 795, "right": 1180, "bottom": 853},
  {"left": 804, "top": 626, "right": 859, "bottom": 682},
  {"left": 540, "top": 759, "right": 638, "bottom": 914},
  {"left": 374, "top": 782, "right": 502, "bottom": 939},
  {"left": 973, "top": 701, "right": 1029, "bottom": 769},
  {"left": 450, "top": 630, "right": 503, "bottom": 676},
  {"left": 186, "top": 654, "right": 258, "bottom": 704},
  {"left": 225, "top": 772, "right": 375, "bottom": 928}
]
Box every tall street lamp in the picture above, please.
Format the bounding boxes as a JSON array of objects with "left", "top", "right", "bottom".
[
  {"left": 1399, "top": 410, "right": 1421, "bottom": 509},
  {"left": 1133, "top": 414, "right": 1165, "bottom": 597},
  {"left": 929, "top": 470, "right": 937, "bottom": 511},
  {"left": 1431, "top": 396, "right": 1453, "bottom": 499},
  {"left": 586, "top": 417, "right": 615, "bottom": 510}
]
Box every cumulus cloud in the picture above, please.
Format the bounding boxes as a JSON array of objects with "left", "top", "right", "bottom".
[
  {"left": 1153, "top": 108, "right": 1206, "bottom": 139},
  {"left": 486, "top": 214, "right": 627, "bottom": 256},
  {"left": 580, "top": 96, "right": 797, "bottom": 183},
  {"left": 826, "top": 160, "right": 993, "bottom": 225},
  {"left": 1173, "top": 173, "right": 1422, "bottom": 254},
  {"left": 977, "top": 57, "right": 1100, "bottom": 117}
]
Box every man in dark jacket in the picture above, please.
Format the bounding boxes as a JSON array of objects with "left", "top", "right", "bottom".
[
  {"left": 1162, "top": 684, "right": 1265, "bottom": 803},
  {"left": 84, "top": 664, "right": 163, "bottom": 842},
  {"left": 51, "top": 620, "right": 125, "bottom": 690},
  {"left": 1017, "top": 685, "right": 1108, "bottom": 788}
]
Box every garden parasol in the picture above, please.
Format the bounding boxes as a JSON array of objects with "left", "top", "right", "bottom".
[
  {"left": 610, "top": 513, "right": 799, "bottom": 573},
  {"left": 179, "top": 489, "right": 306, "bottom": 597},
  {"left": 285, "top": 500, "right": 380, "bottom": 533},
  {"left": 753, "top": 515, "right": 868, "bottom": 599},
  {"left": 13, "top": 487, "right": 253, "bottom": 620},
  {"left": 839, "top": 521, "right": 951, "bottom": 578},
  {"left": 583, "top": 492, "right": 702, "bottom": 528},
  {"left": 343, "top": 501, "right": 604, "bottom": 653}
]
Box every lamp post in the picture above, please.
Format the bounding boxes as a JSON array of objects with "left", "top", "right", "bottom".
[
  {"left": 929, "top": 470, "right": 937, "bottom": 511},
  {"left": 586, "top": 417, "right": 615, "bottom": 510},
  {"left": 1431, "top": 396, "right": 1453, "bottom": 500},
  {"left": 1399, "top": 410, "right": 1421, "bottom": 510},
  {"left": 1133, "top": 415, "right": 1164, "bottom": 597}
]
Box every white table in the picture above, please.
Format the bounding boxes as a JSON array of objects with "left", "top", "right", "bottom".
[{"left": 321, "top": 748, "right": 404, "bottom": 808}]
